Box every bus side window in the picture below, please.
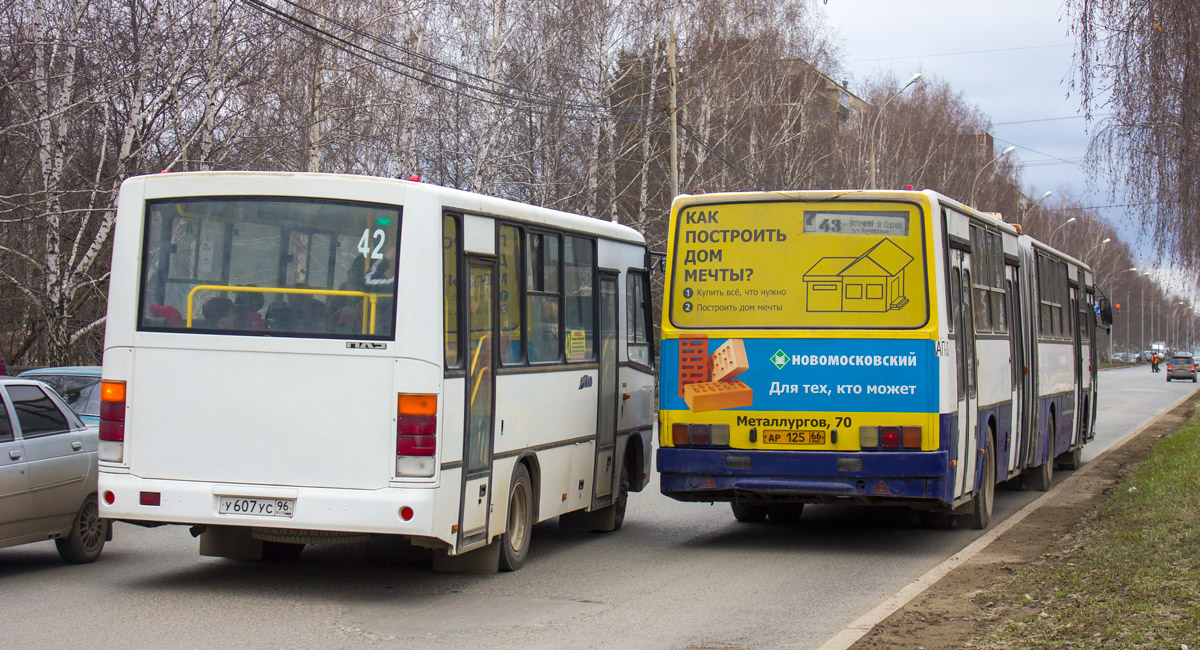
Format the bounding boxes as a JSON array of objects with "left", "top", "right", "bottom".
[
  {"left": 527, "top": 232, "right": 562, "bottom": 363},
  {"left": 498, "top": 224, "right": 523, "bottom": 365},
  {"left": 627, "top": 270, "right": 651, "bottom": 366},
  {"left": 444, "top": 214, "right": 462, "bottom": 369},
  {"left": 949, "top": 267, "right": 960, "bottom": 336},
  {"left": 564, "top": 236, "right": 595, "bottom": 362}
]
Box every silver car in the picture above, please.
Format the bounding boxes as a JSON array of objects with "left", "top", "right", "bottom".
[
  {"left": 1166, "top": 354, "right": 1197, "bottom": 383},
  {"left": 1, "top": 377, "right": 108, "bottom": 562}
]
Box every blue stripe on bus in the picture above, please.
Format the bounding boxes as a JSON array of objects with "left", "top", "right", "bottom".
[{"left": 657, "top": 447, "right": 951, "bottom": 502}]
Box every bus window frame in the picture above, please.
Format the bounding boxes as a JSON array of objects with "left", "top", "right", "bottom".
[
  {"left": 625, "top": 268, "right": 655, "bottom": 371},
  {"left": 444, "top": 212, "right": 465, "bottom": 371},
  {"left": 136, "top": 196, "right": 402, "bottom": 341}
]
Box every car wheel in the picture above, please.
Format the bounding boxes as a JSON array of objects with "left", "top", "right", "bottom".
[
  {"left": 55, "top": 494, "right": 106, "bottom": 564},
  {"left": 498, "top": 464, "right": 533, "bottom": 572},
  {"left": 1027, "top": 418, "right": 1055, "bottom": 492},
  {"left": 730, "top": 502, "right": 768, "bottom": 523}
]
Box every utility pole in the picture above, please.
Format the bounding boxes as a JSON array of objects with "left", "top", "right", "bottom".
[{"left": 668, "top": 22, "right": 678, "bottom": 200}]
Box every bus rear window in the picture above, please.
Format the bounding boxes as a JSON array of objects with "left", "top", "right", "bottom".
[
  {"left": 669, "top": 201, "right": 927, "bottom": 329},
  {"left": 138, "top": 197, "right": 401, "bottom": 339}
]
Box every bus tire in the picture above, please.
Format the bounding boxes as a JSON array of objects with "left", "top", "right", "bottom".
[
  {"left": 261, "top": 541, "right": 305, "bottom": 561},
  {"left": 730, "top": 502, "right": 768, "bottom": 523},
  {"left": 55, "top": 494, "right": 106, "bottom": 564},
  {"left": 918, "top": 510, "right": 955, "bottom": 529},
  {"left": 609, "top": 459, "right": 630, "bottom": 532},
  {"left": 1057, "top": 445, "right": 1083, "bottom": 470},
  {"left": 766, "top": 504, "right": 804, "bottom": 524},
  {"left": 1028, "top": 418, "right": 1055, "bottom": 491},
  {"left": 499, "top": 464, "right": 533, "bottom": 572},
  {"left": 961, "top": 434, "right": 995, "bottom": 530}
]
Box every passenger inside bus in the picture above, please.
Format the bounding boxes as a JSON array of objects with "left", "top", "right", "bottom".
[
  {"left": 200, "top": 297, "right": 236, "bottom": 330},
  {"left": 233, "top": 289, "right": 266, "bottom": 330}
]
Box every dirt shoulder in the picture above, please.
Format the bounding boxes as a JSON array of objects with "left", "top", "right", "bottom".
[{"left": 849, "top": 392, "right": 1200, "bottom": 650}]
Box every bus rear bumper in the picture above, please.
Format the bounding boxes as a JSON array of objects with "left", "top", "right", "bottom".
[
  {"left": 657, "top": 447, "right": 952, "bottom": 507},
  {"left": 98, "top": 473, "right": 444, "bottom": 541}
]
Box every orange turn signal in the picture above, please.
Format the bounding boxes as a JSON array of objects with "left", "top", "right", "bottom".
[
  {"left": 398, "top": 393, "right": 437, "bottom": 415},
  {"left": 101, "top": 380, "right": 126, "bottom": 403}
]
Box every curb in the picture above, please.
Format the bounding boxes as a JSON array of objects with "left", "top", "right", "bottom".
[{"left": 816, "top": 385, "right": 1200, "bottom": 650}]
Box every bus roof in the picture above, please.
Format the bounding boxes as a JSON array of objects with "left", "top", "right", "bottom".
[{"left": 123, "top": 171, "right": 645, "bottom": 246}]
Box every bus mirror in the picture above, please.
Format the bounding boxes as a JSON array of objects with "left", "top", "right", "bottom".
[{"left": 1098, "top": 298, "right": 1114, "bottom": 329}]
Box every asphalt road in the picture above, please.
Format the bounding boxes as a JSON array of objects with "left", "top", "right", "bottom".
[{"left": 1, "top": 365, "right": 1190, "bottom": 650}]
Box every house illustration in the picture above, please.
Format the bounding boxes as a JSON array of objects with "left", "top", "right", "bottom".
[{"left": 802, "top": 239, "right": 914, "bottom": 312}]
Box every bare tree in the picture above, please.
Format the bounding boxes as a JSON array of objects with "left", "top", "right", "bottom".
[{"left": 1067, "top": 0, "right": 1200, "bottom": 267}]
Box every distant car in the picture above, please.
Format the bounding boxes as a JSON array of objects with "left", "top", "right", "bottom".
[
  {"left": 18, "top": 366, "right": 102, "bottom": 426},
  {"left": 1166, "top": 354, "right": 1197, "bottom": 383},
  {"left": 1, "top": 376, "right": 108, "bottom": 563}
]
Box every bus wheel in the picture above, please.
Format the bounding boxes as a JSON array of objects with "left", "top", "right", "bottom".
[
  {"left": 918, "top": 510, "right": 955, "bottom": 529},
  {"left": 499, "top": 464, "right": 533, "bottom": 572},
  {"left": 261, "top": 541, "right": 305, "bottom": 561},
  {"left": 1027, "top": 418, "right": 1055, "bottom": 491},
  {"left": 730, "top": 502, "right": 768, "bottom": 523},
  {"left": 961, "top": 434, "right": 995, "bottom": 530},
  {"left": 1057, "top": 445, "right": 1083, "bottom": 471},
  {"left": 610, "top": 460, "right": 630, "bottom": 532},
  {"left": 766, "top": 504, "right": 804, "bottom": 524}
]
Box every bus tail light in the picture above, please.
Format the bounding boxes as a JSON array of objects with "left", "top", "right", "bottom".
[
  {"left": 880, "top": 427, "right": 901, "bottom": 448},
  {"left": 396, "top": 393, "right": 437, "bottom": 477},
  {"left": 859, "top": 425, "right": 923, "bottom": 451},
  {"left": 99, "top": 380, "right": 126, "bottom": 462},
  {"left": 670, "top": 423, "right": 731, "bottom": 447},
  {"left": 902, "top": 426, "right": 923, "bottom": 449}
]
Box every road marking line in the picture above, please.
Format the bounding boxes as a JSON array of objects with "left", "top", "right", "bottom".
[{"left": 817, "top": 385, "right": 1198, "bottom": 650}]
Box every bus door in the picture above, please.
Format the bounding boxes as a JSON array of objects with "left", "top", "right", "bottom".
[
  {"left": 592, "top": 272, "right": 620, "bottom": 507},
  {"left": 458, "top": 257, "right": 496, "bottom": 553},
  {"left": 951, "top": 251, "right": 979, "bottom": 499},
  {"left": 1070, "top": 287, "right": 1083, "bottom": 446},
  {"left": 1006, "top": 270, "right": 1024, "bottom": 475}
]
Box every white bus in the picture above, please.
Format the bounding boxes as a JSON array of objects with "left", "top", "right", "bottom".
[
  {"left": 98, "top": 171, "right": 656, "bottom": 571},
  {"left": 656, "top": 189, "right": 1110, "bottom": 528}
]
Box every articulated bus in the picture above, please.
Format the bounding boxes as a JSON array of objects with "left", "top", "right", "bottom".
[
  {"left": 657, "top": 189, "right": 1111, "bottom": 528},
  {"left": 98, "top": 171, "right": 656, "bottom": 571}
]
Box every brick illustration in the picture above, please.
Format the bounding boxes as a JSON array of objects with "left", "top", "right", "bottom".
[
  {"left": 710, "top": 338, "right": 749, "bottom": 382},
  {"left": 683, "top": 380, "right": 753, "bottom": 412},
  {"left": 678, "top": 336, "right": 710, "bottom": 397}
]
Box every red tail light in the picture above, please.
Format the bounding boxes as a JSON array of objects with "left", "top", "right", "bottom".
[
  {"left": 396, "top": 394, "right": 437, "bottom": 458},
  {"left": 880, "top": 427, "right": 901, "bottom": 448},
  {"left": 99, "top": 381, "right": 126, "bottom": 443},
  {"left": 396, "top": 415, "right": 437, "bottom": 456}
]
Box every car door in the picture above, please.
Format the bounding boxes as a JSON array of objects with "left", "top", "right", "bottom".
[
  {"left": 6, "top": 383, "right": 90, "bottom": 534},
  {"left": 0, "top": 390, "right": 33, "bottom": 542}
]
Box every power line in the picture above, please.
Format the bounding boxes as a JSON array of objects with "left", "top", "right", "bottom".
[
  {"left": 991, "top": 135, "right": 1082, "bottom": 168},
  {"left": 237, "top": 0, "right": 630, "bottom": 118},
  {"left": 993, "top": 115, "right": 1100, "bottom": 126},
  {"left": 847, "top": 43, "right": 1070, "bottom": 64}
]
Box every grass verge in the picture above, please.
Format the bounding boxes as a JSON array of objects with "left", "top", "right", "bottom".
[{"left": 973, "top": 414, "right": 1200, "bottom": 649}]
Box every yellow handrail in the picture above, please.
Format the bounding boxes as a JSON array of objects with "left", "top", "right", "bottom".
[{"left": 185, "top": 285, "right": 384, "bottom": 334}]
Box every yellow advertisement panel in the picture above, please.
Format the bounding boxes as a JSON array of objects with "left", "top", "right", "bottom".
[{"left": 669, "top": 201, "right": 928, "bottom": 328}]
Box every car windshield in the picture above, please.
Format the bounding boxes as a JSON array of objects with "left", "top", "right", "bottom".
[
  {"left": 20, "top": 375, "right": 101, "bottom": 417},
  {"left": 1171, "top": 357, "right": 1191, "bottom": 364}
]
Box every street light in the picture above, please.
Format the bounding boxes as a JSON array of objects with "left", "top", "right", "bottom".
[
  {"left": 970, "top": 145, "right": 1016, "bottom": 205},
  {"left": 868, "top": 72, "right": 922, "bottom": 188},
  {"left": 1085, "top": 237, "right": 1112, "bottom": 260},
  {"left": 1047, "top": 216, "right": 1077, "bottom": 247},
  {"left": 1021, "top": 191, "right": 1052, "bottom": 219}
]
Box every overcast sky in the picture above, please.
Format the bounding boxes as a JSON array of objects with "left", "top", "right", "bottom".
[{"left": 820, "top": 0, "right": 1097, "bottom": 209}]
